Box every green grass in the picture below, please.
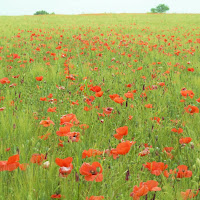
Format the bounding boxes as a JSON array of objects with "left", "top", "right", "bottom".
[{"left": 0, "top": 14, "right": 200, "bottom": 200}]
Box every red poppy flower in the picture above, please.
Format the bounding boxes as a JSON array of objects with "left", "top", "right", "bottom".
[
  {"left": 144, "top": 180, "right": 161, "bottom": 191},
  {"left": 162, "top": 147, "right": 174, "bottom": 153},
  {"left": 85, "top": 96, "right": 95, "bottom": 106},
  {"left": 60, "top": 114, "right": 79, "bottom": 125},
  {"left": 90, "top": 86, "right": 101, "bottom": 92},
  {"left": 0, "top": 107, "right": 6, "bottom": 111},
  {"left": 30, "top": 154, "right": 45, "bottom": 165},
  {"left": 67, "top": 132, "right": 80, "bottom": 142},
  {"left": 115, "top": 141, "right": 135, "bottom": 155},
  {"left": 138, "top": 147, "right": 151, "bottom": 157},
  {"left": 38, "top": 132, "right": 51, "bottom": 140},
  {"left": 0, "top": 154, "right": 20, "bottom": 171},
  {"left": 151, "top": 117, "right": 161, "bottom": 124},
  {"left": 35, "top": 76, "right": 43, "bottom": 81},
  {"left": 113, "top": 97, "right": 125, "bottom": 104},
  {"left": 145, "top": 104, "right": 153, "bottom": 108},
  {"left": 130, "top": 184, "right": 149, "bottom": 200},
  {"left": 40, "top": 97, "right": 47, "bottom": 101},
  {"left": 176, "top": 165, "right": 192, "bottom": 178},
  {"left": 179, "top": 137, "right": 192, "bottom": 144},
  {"left": 0, "top": 77, "right": 10, "bottom": 84},
  {"left": 181, "top": 189, "right": 199, "bottom": 200},
  {"left": 40, "top": 117, "right": 55, "bottom": 127},
  {"left": 124, "top": 91, "right": 134, "bottom": 99},
  {"left": 82, "top": 149, "right": 103, "bottom": 159},
  {"left": 103, "top": 107, "right": 113, "bottom": 115},
  {"left": 55, "top": 157, "right": 73, "bottom": 178},
  {"left": 184, "top": 105, "right": 199, "bottom": 115},
  {"left": 86, "top": 196, "right": 104, "bottom": 200},
  {"left": 105, "top": 149, "right": 119, "bottom": 160},
  {"left": 171, "top": 128, "right": 183, "bottom": 134},
  {"left": 56, "top": 125, "right": 72, "bottom": 136},
  {"left": 114, "top": 126, "right": 128, "bottom": 140},
  {"left": 187, "top": 68, "right": 194, "bottom": 72},
  {"left": 163, "top": 169, "right": 177, "bottom": 179},
  {"left": 162, "top": 147, "right": 174, "bottom": 159},
  {"left": 143, "top": 161, "right": 168, "bottom": 176},
  {"left": 181, "top": 90, "right": 194, "bottom": 99},
  {"left": 80, "top": 162, "right": 103, "bottom": 182},
  {"left": 137, "top": 66, "right": 143, "bottom": 70},
  {"left": 51, "top": 194, "right": 62, "bottom": 199},
  {"left": 95, "top": 91, "right": 103, "bottom": 97},
  {"left": 47, "top": 107, "right": 56, "bottom": 112},
  {"left": 158, "top": 82, "right": 165, "bottom": 87},
  {"left": 79, "top": 124, "right": 89, "bottom": 130},
  {"left": 130, "top": 180, "right": 161, "bottom": 200},
  {"left": 56, "top": 46, "right": 62, "bottom": 50},
  {"left": 109, "top": 94, "right": 119, "bottom": 100}
]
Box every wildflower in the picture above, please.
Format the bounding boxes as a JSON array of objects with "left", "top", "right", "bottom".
[
  {"left": 0, "top": 77, "right": 10, "bottom": 84},
  {"left": 0, "top": 154, "right": 20, "bottom": 171},
  {"left": 130, "top": 180, "right": 161, "bottom": 200},
  {"left": 82, "top": 149, "right": 103, "bottom": 159},
  {"left": 55, "top": 157, "right": 73, "bottom": 178},
  {"left": 86, "top": 196, "right": 104, "bottom": 200},
  {"left": 179, "top": 137, "right": 192, "bottom": 144},
  {"left": 56, "top": 125, "right": 72, "bottom": 136},
  {"left": 143, "top": 161, "right": 168, "bottom": 176},
  {"left": 51, "top": 194, "right": 62, "bottom": 199},
  {"left": 184, "top": 105, "right": 199, "bottom": 115},
  {"left": 114, "top": 126, "right": 128, "bottom": 140},
  {"left": 30, "top": 154, "right": 45, "bottom": 165},
  {"left": 80, "top": 162, "right": 103, "bottom": 182},
  {"left": 35, "top": 76, "right": 43, "bottom": 81},
  {"left": 116, "top": 140, "right": 136, "bottom": 155},
  {"left": 39, "top": 117, "right": 55, "bottom": 127},
  {"left": 176, "top": 165, "right": 192, "bottom": 178},
  {"left": 181, "top": 189, "right": 199, "bottom": 200}
]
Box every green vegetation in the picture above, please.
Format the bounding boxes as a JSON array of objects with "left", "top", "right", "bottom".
[
  {"left": 0, "top": 14, "right": 200, "bottom": 200},
  {"left": 151, "top": 4, "right": 169, "bottom": 13},
  {"left": 34, "top": 10, "right": 55, "bottom": 15}
]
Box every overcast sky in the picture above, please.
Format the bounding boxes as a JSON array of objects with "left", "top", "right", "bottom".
[{"left": 1, "top": 0, "right": 200, "bottom": 15}]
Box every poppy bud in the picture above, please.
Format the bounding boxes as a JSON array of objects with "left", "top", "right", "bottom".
[
  {"left": 43, "top": 161, "right": 50, "bottom": 169},
  {"left": 155, "top": 135, "right": 158, "bottom": 141},
  {"left": 96, "top": 167, "right": 101, "bottom": 173},
  {"left": 125, "top": 169, "right": 130, "bottom": 181},
  {"left": 75, "top": 172, "right": 79, "bottom": 182},
  {"left": 181, "top": 144, "right": 186, "bottom": 148},
  {"left": 150, "top": 148, "right": 154, "bottom": 153},
  {"left": 196, "top": 158, "right": 200, "bottom": 167},
  {"left": 5, "top": 148, "right": 10, "bottom": 152},
  {"left": 192, "top": 165, "right": 196, "bottom": 170},
  {"left": 190, "top": 142, "right": 194, "bottom": 149}
]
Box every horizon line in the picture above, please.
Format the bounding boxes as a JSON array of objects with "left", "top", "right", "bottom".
[{"left": 1, "top": 12, "right": 200, "bottom": 16}]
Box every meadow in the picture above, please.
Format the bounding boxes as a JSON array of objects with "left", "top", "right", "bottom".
[{"left": 0, "top": 14, "right": 200, "bottom": 200}]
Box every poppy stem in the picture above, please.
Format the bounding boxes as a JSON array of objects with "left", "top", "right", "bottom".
[{"left": 151, "top": 193, "right": 156, "bottom": 200}]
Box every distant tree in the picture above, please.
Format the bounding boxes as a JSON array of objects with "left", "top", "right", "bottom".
[
  {"left": 34, "top": 10, "right": 49, "bottom": 15},
  {"left": 150, "top": 8, "right": 157, "bottom": 13},
  {"left": 150, "top": 4, "right": 169, "bottom": 13},
  {"left": 50, "top": 12, "right": 55, "bottom": 15}
]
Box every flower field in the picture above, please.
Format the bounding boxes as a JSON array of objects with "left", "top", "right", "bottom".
[{"left": 0, "top": 14, "right": 200, "bottom": 199}]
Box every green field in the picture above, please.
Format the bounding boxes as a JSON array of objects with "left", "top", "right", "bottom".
[{"left": 0, "top": 14, "right": 200, "bottom": 200}]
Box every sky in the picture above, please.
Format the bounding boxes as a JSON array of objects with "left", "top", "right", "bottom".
[{"left": 1, "top": 0, "right": 200, "bottom": 15}]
